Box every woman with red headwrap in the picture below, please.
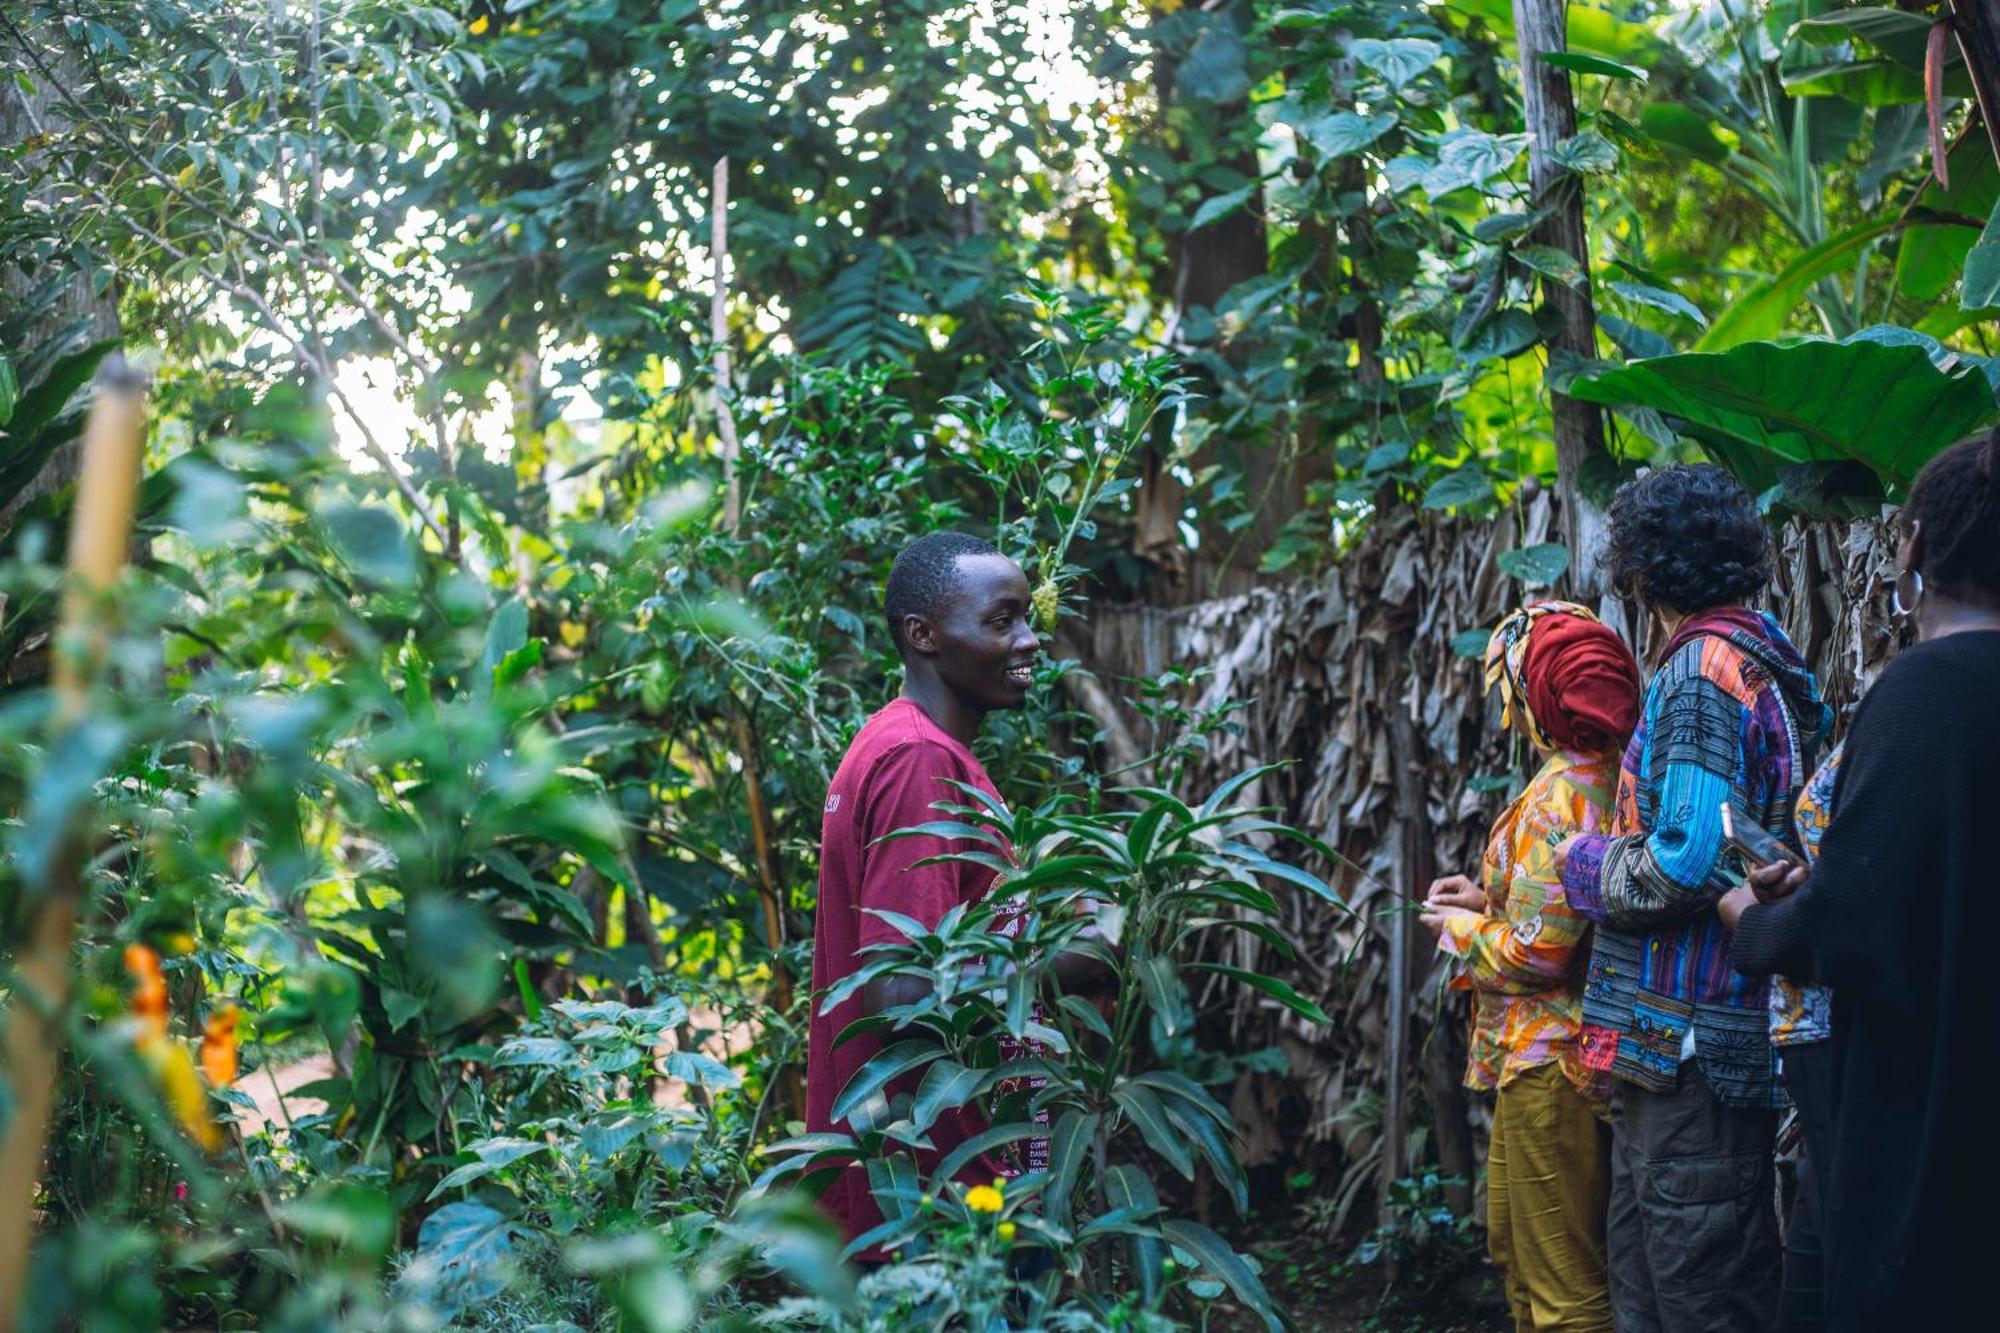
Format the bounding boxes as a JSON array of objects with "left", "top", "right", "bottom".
[{"left": 1421, "top": 600, "right": 1641, "bottom": 1333}]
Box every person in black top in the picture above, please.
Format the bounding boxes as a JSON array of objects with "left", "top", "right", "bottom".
[{"left": 1721, "top": 431, "right": 2000, "bottom": 1332}]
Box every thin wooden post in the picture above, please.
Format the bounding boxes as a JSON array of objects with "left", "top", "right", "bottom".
[
  {"left": 708, "top": 158, "right": 797, "bottom": 1106},
  {"left": 0, "top": 358, "right": 147, "bottom": 1327}
]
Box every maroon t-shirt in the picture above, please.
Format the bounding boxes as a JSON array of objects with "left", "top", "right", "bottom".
[{"left": 806, "top": 698, "right": 1007, "bottom": 1243}]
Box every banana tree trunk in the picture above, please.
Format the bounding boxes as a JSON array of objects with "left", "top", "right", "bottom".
[
  {"left": 1952, "top": 0, "right": 2000, "bottom": 169},
  {"left": 1512, "top": 0, "right": 1611, "bottom": 597}
]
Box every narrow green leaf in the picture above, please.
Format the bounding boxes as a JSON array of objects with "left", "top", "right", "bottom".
[
  {"left": 831, "top": 1039, "right": 938, "bottom": 1125},
  {"left": 1161, "top": 1219, "right": 1283, "bottom": 1331},
  {"left": 1188, "top": 963, "right": 1333, "bottom": 1024},
  {"left": 1112, "top": 1082, "right": 1195, "bottom": 1180}
]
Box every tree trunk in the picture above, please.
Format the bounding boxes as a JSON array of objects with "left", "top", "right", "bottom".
[
  {"left": 1950, "top": 0, "right": 2000, "bottom": 170},
  {"left": 0, "top": 16, "right": 122, "bottom": 530},
  {"left": 1511, "top": 0, "right": 1609, "bottom": 598}
]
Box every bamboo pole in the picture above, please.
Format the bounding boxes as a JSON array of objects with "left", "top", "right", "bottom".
[{"left": 0, "top": 357, "right": 148, "bottom": 1326}]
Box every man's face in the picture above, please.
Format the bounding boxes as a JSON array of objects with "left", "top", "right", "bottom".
[{"left": 905, "top": 553, "right": 1041, "bottom": 711}]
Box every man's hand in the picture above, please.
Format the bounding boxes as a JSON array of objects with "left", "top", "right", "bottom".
[
  {"left": 1716, "top": 883, "right": 1758, "bottom": 932},
  {"left": 1424, "top": 874, "right": 1485, "bottom": 913},
  {"left": 1746, "top": 860, "right": 1810, "bottom": 903}
]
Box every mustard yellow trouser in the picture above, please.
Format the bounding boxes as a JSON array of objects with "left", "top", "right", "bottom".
[{"left": 1486, "top": 1063, "right": 1613, "bottom": 1333}]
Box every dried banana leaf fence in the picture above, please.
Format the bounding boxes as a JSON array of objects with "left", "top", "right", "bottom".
[{"left": 1072, "top": 494, "right": 1902, "bottom": 1230}]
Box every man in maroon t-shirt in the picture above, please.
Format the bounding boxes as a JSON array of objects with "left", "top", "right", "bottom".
[{"left": 806, "top": 532, "right": 1053, "bottom": 1245}]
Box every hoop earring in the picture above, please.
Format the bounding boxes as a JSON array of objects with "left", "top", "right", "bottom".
[{"left": 1892, "top": 568, "right": 1925, "bottom": 619}]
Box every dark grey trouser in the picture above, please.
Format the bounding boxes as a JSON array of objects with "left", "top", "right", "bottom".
[
  {"left": 1605, "top": 1064, "right": 1781, "bottom": 1333},
  {"left": 1778, "top": 1040, "right": 1838, "bottom": 1333}
]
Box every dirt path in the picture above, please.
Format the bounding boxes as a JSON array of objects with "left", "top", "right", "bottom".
[{"left": 236, "top": 1053, "right": 334, "bottom": 1138}]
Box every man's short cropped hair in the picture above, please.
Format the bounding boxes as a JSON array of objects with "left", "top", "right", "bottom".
[{"left": 884, "top": 532, "right": 1003, "bottom": 653}]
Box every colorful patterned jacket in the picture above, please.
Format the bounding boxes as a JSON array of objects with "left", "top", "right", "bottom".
[
  {"left": 1439, "top": 748, "right": 1619, "bottom": 1102},
  {"left": 1561, "top": 608, "right": 1830, "bottom": 1108}
]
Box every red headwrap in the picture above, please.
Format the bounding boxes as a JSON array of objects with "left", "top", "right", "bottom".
[{"left": 1523, "top": 613, "right": 1642, "bottom": 755}]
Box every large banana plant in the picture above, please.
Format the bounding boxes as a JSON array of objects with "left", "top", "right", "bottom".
[{"left": 754, "top": 767, "right": 1346, "bottom": 1330}]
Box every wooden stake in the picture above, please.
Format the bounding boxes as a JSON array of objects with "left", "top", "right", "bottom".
[
  {"left": 708, "top": 158, "right": 798, "bottom": 1105},
  {"left": 712, "top": 157, "right": 743, "bottom": 532},
  {"left": 0, "top": 358, "right": 147, "bottom": 1327}
]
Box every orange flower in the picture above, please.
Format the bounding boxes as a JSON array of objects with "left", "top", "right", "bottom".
[
  {"left": 124, "top": 944, "right": 168, "bottom": 1042},
  {"left": 199, "top": 1005, "right": 239, "bottom": 1087}
]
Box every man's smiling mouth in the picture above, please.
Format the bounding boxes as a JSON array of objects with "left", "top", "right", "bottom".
[{"left": 1005, "top": 663, "right": 1035, "bottom": 686}]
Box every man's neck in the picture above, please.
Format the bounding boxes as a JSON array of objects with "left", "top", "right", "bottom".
[{"left": 901, "top": 675, "right": 983, "bottom": 747}]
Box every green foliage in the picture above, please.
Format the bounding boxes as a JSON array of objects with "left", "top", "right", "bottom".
[
  {"left": 6, "top": 0, "right": 2000, "bottom": 1325},
  {"left": 759, "top": 770, "right": 1342, "bottom": 1328}
]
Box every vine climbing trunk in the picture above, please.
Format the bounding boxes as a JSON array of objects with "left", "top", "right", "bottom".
[
  {"left": 1512, "top": 0, "right": 1611, "bottom": 597},
  {"left": 0, "top": 359, "right": 146, "bottom": 1328}
]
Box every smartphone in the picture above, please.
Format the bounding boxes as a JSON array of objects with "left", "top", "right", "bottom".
[{"left": 1720, "top": 803, "right": 1800, "bottom": 869}]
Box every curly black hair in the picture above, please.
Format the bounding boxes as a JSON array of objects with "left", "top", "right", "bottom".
[
  {"left": 883, "top": 531, "right": 1003, "bottom": 655},
  {"left": 1907, "top": 430, "right": 2000, "bottom": 603},
  {"left": 1601, "top": 463, "right": 1775, "bottom": 613}
]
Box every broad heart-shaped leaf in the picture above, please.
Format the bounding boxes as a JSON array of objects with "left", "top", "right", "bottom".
[
  {"left": 1698, "top": 217, "right": 1900, "bottom": 351},
  {"left": 1297, "top": 110, "right": 1397, "bottom": 160},
  {"left": 1540, "top": 50, "right": 1647, "bottom": 81},
  {"left": 1458, "top": 309, "right": 1540, "bottom": 363},
  {"left": 1176, "top": 20, "right": 1249, "bottom": 102},
  {"left": 1422, "top": 468, "right": 1495, "bottom": 511},
  {"left": 1549, "top": 130, "right": 1619, "bottom": 175},
  {"left": 1567, "top": 337, "right": 2000, "bottom": 493},
  {"left": 1189, "top": 185, "right": 1255, "bottom": 232},
  {"left": 1496, "top": 542, "right": 1572, "bottom": 588},
  {"left": 1513, "top": 244, "right": 1586, "bottom": 288},
  {"left": 1348, "top": 37, "right": 1441, "bottom": 91},
  {"left": 1422, "top": 128, "right": 1528, "bottom": 198},
  {"left": 1161, "top": 1219, "right": 1283, "bottom": 1332}
]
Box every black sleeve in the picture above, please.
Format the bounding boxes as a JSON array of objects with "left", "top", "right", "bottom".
[
  {"left": 1732, "top": 892, "right": 1814, "bottom": 981},
  {"left": 1802, "top": 651, "right": 1951, "bottom": 1007}
]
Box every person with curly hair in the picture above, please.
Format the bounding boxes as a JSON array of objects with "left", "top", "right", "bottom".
[
  {"left": 1420, "top": 601, "right": 1641, "bottom": 1333},
  {"left": 1554, "top": 464, "right": 1831, "bottom": 1333},
  {"left": 1717, "top": 432, "right": 2000, "bottom": 1332}
]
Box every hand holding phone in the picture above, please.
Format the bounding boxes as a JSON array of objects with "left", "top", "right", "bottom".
[{"left": 1719, "top": 803, "right": 1800, "bottom": 870}]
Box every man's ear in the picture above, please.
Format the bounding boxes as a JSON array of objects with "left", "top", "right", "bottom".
[
  {"left": 901, "top": 613, "right": 939, "bottom": 656},
  {"left": 1900, "top": 519, "right": 1925, "bottom": 577}
]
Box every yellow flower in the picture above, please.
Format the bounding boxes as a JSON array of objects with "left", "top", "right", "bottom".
[
  {"left": 997, "top": 1221, "right": 1017, "bottom": 1245},
  {"left": 468, "top": 14, "right": 490, "bottom": 35},
  {"left": 964, "top": 1183, "right": 1004, "bottom": 1214},
  {"left": 138, "top": 1034, "right": 223, "bottom": 1154}
]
